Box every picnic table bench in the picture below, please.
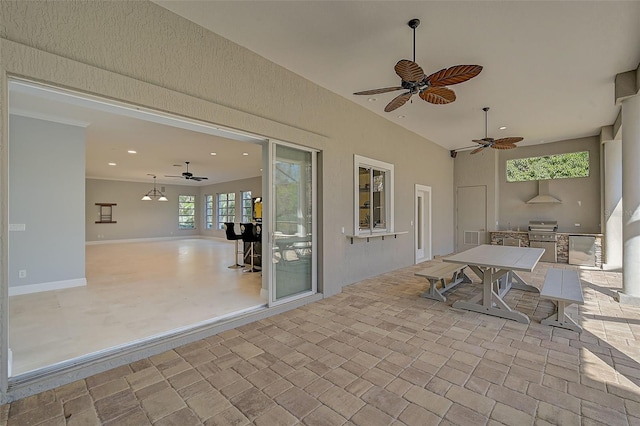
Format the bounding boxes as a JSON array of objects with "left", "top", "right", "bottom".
[
  {"left": 540, "top": 268, "right": 584, "bottom": 332},
  {"left": 415, "top": 262, "right": 470, "bottom": 302}
]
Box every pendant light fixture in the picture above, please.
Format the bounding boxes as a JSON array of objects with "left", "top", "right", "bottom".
[{"left": 141, "top": 174, "right": 168, "bottom": 201}]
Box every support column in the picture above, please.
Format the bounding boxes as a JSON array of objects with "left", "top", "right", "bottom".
[
  {"left": 602, "top": 133, "right": 623, "bottom": 269},
  {"left": 619, "top": 93, "right": 640, "bottom": 304}
]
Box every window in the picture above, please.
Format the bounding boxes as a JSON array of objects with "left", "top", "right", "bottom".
[
  {"left": 205, "top": 195, "right": 214, "bottom": 229},
  {"left": 217, "top": 192, "right": 236, "bottom": 229},
  {"left": 241, "top": 191, "right": 253, "bottom": 222},
  {"left": 354, "top": 155, "right": 394, "bottom": 235},
  {"left": 178, "top": 195, "right": 196, "bottom": 229},
  {"left": 506, "top": 151, "right": 589, "bottom": 182}
]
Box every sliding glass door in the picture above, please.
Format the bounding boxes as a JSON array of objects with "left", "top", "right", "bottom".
[{"left": 269, "top": 142, "right": 317, "bottom": 305}]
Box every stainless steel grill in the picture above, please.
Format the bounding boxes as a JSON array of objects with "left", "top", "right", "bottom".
[
  {"left": 528, "top": 220, "right": 558, "bottom": 262},
  {"left": 528, "top": 220, "right": 558, "bottom": 242}
]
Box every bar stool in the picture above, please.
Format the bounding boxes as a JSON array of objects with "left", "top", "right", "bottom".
[
  {"left": 240, "top": 223, "right": 261, "bottom": 272},
  {"left": 223, "top": 222, "right": 244, "bottom": 269}
]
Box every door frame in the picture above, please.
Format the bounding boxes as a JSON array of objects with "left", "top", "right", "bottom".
[
  {"left": 415, "top": 184, "right": 432, "bottom": 264},
  {"left": 267, "top": 139, "right": 318, "bottom": 307}
]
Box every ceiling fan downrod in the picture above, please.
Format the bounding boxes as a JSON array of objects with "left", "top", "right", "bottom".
[{"left": 408, "top": 18, "right": 420, "bottom": 63}]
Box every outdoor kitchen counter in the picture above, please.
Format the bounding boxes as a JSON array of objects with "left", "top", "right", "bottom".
[{"left": 489, "top": 231, "right": 603, "bottom": 267}]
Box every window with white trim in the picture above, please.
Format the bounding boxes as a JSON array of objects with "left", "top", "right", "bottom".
[
  {"left": 178, "top": 195, "right": 196, "bottom": 229},
  {"left": 217, "top": 192, "right": 236, "bottom": 229},
  {"left": 354, "top": 155, "right": 394, "bottom": 235},
  {"left": 241, "top": 191, "right": 252, "bottom": 223},
  {"left": 205, "top": 195, "right": 214, "bottom": 229}
]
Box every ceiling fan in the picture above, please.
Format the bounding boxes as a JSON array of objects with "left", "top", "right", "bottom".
[
  {"left": 353, "top": 18, "right": 483, "bottom": 112},
  {"left": 450, "top": 107, "right": 524, "bottom": 157},
  {"left": 165, "top": 161, "right": 208, "bottom": 181},
  {"left": 470, "top": 107, "right": 523, "bottom": 154}
]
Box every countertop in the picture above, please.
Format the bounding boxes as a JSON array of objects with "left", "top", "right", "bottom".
[{"left": 490, "top": 230, "right": 602, "bottom": 236}]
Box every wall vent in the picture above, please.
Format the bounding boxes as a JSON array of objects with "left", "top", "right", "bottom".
[{"left": 464, "top": 231, "right": 480, "bottom": 246}]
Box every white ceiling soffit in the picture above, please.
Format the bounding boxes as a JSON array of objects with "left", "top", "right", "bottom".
[
  {"left": 154, "top": 1, "right": 640, "bottom": 150},
  {"left": 8, "top": 80, "right": 264, "bottom": 186}
]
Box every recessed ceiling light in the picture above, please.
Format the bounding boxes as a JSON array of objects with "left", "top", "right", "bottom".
[
  {"left": 368, "top": 98, "right": 377, "bottom": 102},
  {"left": 499, "top": 126, "right": 507, "bottom": 130},
  {"left": 210, "top": 152, "right": 217, "bottom": 156},
  {"left": 242, "top": 152, "right": 249, "bottom": 156},
  {"left": 397, "top": 115, "right": 406, "bottom": 119},
  {"left": 127, "top": 150, "right": 137, "bottom": 154},
  {"left": 108, "top": 162, "right": 116, "bottom": 166}
]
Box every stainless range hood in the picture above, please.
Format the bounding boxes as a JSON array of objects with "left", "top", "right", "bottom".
[{"left": 527, "top": 180, "right": 561, "bottom": 204}]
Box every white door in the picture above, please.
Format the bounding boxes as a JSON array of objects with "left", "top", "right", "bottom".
[
  {"left": 456, "top": 185, "right": 487, "bottom": 252},
  {"left": 267, "top": 141, "right": 317, "bottom": 306},
  {"left": 415, "top": 184, "right": 432, "bottom": 263}
]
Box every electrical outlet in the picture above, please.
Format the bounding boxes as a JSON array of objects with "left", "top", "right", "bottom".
[{"left": 18, "top": 270, "right": 26, "bottom": 279}]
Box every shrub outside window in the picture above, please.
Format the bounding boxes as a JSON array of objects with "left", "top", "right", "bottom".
[{"left": 506, "top": 151, "right": 589, "bottom": 182}]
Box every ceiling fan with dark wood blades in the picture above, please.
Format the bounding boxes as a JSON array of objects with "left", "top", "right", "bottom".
[
  {"left": 470, "top": 107, "right": 523, "bottom": 154},
  {"left": 353, "top": 19, "right": 483, "bottom": 113},
  {"left": 450, "top": 107, "right": 524, "bottom": 158}
]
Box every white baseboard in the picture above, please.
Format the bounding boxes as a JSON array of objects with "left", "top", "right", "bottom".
[
  {"left": 86, "top": 236, "right": 229, "bottom": 245},
  {"left": 9, "top": 278, "right": 87, "bottom": 296}
]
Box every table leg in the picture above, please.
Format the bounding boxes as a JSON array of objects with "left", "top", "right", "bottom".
[
  {"left": 508, "top": 271, "right": 540, "bottom": 293},
  {"left": 541, "top": 301, "right": 582, "bottom": 332},
  {"left": 452, "top": 266, "right": 530, "bottom": 324}
]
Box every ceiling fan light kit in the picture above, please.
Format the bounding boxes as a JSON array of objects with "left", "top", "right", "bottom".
[{"left": 353, "top": 18, "right": 482, "bottom": 113}]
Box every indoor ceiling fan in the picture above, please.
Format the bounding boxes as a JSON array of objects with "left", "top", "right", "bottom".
[
  {"left": 450, "top": 107, "right": 524, "bottom": 157},
  {"left": 165, "top": 161, "right": 208, "bottom": 181},
  {"left": 353, "top": 18, "right": 483, "bottom": 112}
]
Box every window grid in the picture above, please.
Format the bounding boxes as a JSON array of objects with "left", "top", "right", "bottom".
[
  {"left": 217, "top": 192, "right": 236, "bottom": 229},
  {"left": 205, "top": 195, "right": 214, "bottom": 229},
  {"left": 178, "top": 195, "right": 196, "bottom": 229},
  {"left": 241, "top": 191, "right": 252, "bottom": 223}
]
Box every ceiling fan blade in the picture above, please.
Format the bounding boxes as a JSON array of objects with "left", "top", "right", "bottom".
[
  {"left": 419, "top": 87, "right": 456, "bottom": 104},
  {"left": 472, "top": 138, "right": 493, "bottom": 144},
  {"left": 426, "top": 65, "right": 483, "bottom": 87},
  {"left": 190, "top": 177, "right": 208, "bottom": 181},
  {"left": 494, "top": 137, "right": 524, "bottom": 145},
  {"left": 353, "top": 87, "right": 403, "bottom": 95},
  {"left": 384, "top": 92, "right": 412, "bottom": 112},
  {"left": 492, "top": 143, "right": 517, "bottom": 150},
  {"left": 394, "top": 60, "right": 425, "bottom": 83},
  {"left": 470, "top": 146, "right": 485, "bottom": 155},
  {"left": 165, "top": 175, "right": 184, "bottom": 178}
]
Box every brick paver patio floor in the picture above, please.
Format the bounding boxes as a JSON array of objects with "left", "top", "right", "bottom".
[{"left": 1, "top": 260, "right": 638, "bottom": 425}]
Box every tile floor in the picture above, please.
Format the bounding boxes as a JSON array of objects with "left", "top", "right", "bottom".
[
  {"left": 2, "top": 259, "right": 639, "bottom": 425},
  {"left": 9, "top": 239, "right": 264, "bottom": 375}
]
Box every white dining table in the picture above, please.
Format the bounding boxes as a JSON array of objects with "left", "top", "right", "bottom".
[{"left": 443, "top": 244, "right": 545, "bottom": 324}]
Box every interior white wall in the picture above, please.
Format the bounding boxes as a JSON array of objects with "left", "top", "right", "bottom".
[
  {"left": 9, "top": 115, "right": 86, "bottom": 288},
  {"left": 86, "top": 179, "right": 200, "bottom": 242}
]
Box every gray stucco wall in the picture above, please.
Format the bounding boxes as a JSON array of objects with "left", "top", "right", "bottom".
[
  {"left": 0, "top": 1, "right": 455, "bottom": 399},
  {"left": 498, "top": 136, "right": 601, "bottom": 233},
  {"left": 9, "top": 115, "right": 86, "bottom": 287},
  {"left": 453, "top": 137, "right": 601, "bottom": 239}
]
